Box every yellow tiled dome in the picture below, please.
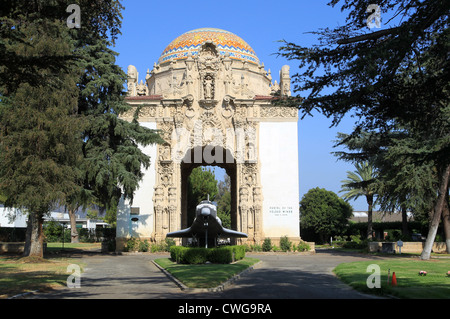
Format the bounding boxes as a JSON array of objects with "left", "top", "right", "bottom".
[{"left": 158, "top": 28, "right": 260, "bottom": 65}]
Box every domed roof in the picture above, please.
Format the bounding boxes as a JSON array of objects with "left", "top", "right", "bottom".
[{"left": 158, "top": 28, "right": 260, "bottom": 65}]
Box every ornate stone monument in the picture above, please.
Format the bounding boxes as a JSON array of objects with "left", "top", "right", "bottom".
[{"left": 116, "top": 28, "right": 300, "bottom": 250}]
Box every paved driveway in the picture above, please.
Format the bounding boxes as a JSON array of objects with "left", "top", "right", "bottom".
[
  {"left": 205, "top": 250, "right": 386, "bottom": 299},
  {"left": 28, "top": 249, "right": 387, "bottom": 300}
]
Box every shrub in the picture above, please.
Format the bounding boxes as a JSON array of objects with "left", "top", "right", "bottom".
[
  {"left": 233, "top": 245, "right": 246, "bottom": 260},
  {"left": 124, "top": 237, "right": 151, "bottom": 252},
  {"left": 280, "top": 236, "right": 292, "bottom": 252},
  {"left": 124, "top": 237, "right": 139, "bottom": 252},
  {"left": 169, "top": 245, "right": 246, "bottom": 264},
  {"left": 251, "top": 244, "right": 262, "bottom": 252},
  {"left": 208, "top": 247, "right": 234, "bottom": 263},
  {"left": 151, "top": 242, "right": 165, "bottom": 252},
  {"left": 350, "top": 234, "right": 362, "bottom": 244},
  {"left": 385, "top": 229, "right": 403, "bottom": 241},
  {"left": 138, "top": 239, "right": 150, "bottom": 252},
  {"left": 170, "top": 246, "right": 208, "bottom": 264},
  {"left": 184, "top": 247, "right": 209, "bottom": 264},
  {"left": 164, "top": 238, "right": 176, "bottom": 251},
  {"left": 262, "top": 238, "right": 272, "bottom": 252},
  {"left": 210, "top": 245, "right": 245, "bottom": 263},
  {"left": 342, "top": 239, "right": 367, "bottom": 249},
  {"left": 43, "top": 221, "right": 71, "bottom": 243},
  {"left": 78, "top": 228, "right": 95, "bottom": 242},
  {"left": 296, "top": 241, "right": 310, "bottom": 252},
  {"left": 170, "top": 246, "right": 187, "bottom": 263}
]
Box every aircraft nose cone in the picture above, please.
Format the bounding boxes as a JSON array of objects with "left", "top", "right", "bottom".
[{"left": 201, "top": 207, "right": 211, "bottom": 217}]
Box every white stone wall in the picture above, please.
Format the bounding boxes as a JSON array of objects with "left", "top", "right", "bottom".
[
  {"left": 116, "top": 122, "right": 157, "bottom": 239},
  {"left": 259, "top": 121, "right": 300, "bottom": 238}
]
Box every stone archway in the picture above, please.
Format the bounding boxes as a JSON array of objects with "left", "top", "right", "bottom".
[
  {"left": 117, "top": 28, "right": 300, "bottom": 251},
  {"left": 151, "top": 110, "right": 264, "bottom": 245}
]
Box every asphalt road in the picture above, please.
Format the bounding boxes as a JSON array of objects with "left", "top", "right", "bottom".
[{"left": 26, "top": 249, "right": 388, "bottom": 300}]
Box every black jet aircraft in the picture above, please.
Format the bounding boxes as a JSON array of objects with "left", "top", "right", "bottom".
[{"left": 166, "top": 197, "right": 247, "bottom": 247}]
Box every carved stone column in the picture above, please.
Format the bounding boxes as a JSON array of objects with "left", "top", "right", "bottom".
[
  {"left": 152, "top": 117, "right": 180, "bottom": 242},
  {"left": 238, "top": 161, "right": 263, "bottom": 244},
  {"left": 238, "top": 186, "right": 249, "bottom": 238},
  {"left": 154, "top": 205, "right": 163, "bottom": 242},
  {"left": 252, "top": 186, "right": 263, "bottom": 244},
  {"left": 168, "top": 187, "right": 177, "bottom": 232}
]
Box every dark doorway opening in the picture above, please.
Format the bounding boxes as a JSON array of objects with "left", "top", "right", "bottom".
[{"left": 180, "top": 146, "right": 237, "bottom": 246}]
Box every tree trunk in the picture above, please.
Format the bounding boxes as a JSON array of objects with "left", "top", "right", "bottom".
[
  {"left": 367, "top": 195, "right": 373, "bottom": 240},
  {"left": 68, "top": 207, "right": 79, "bottom": 243},
  {"left": 401, "top": 205, "right": 409, "bottom": 238},
  {"left": 442, "top": 190, "right": 450, "bottom": 254},
  {"left": 24, "top": 212, "right": 45, "bottom": 258},
  {"left": 23, "top": 216, "right": 32, "bottom": 256},
  {"left": 421, "top": 164, "right": 450, "bottom": 260}
]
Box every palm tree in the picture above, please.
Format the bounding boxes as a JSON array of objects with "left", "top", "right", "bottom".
[{"left": 340, "top": 161, "right": 377, "bottom": 240}]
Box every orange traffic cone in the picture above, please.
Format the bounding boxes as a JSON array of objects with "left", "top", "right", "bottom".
[{"left": 391, "top": 272, "right": 397, "bottom": 286}]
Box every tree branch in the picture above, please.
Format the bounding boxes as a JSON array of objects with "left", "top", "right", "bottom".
[{"left": 337, "top": 27, "right": 400, "bottom": 45}]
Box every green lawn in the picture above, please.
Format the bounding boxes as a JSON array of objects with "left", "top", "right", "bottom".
[
  {"left": 334, "top": 258, "right": 450, "bottom": 299},
  {"left": 0, "top": 243, "right": 99, "bottom": 298},
  {"left": 46, "top": 242, "right": 101, "bottom": 252},
  {"left": 154, "top": 257, "right": 260, "bottom": 288},
  {"left": 0, "top": 255, "right": 85, "bottom": 299}
]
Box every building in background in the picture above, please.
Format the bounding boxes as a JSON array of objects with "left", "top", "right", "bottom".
[{"left": 0, "top": 205, "right": 108, "bottom": 230}]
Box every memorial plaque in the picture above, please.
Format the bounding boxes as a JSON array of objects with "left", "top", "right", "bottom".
[{"left": 269, "top": 206, "right": 294, "bottom": 217}]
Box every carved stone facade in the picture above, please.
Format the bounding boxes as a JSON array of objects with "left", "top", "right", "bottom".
[{"left": 117, "top": 28, "right": 300, "bottom": 249}]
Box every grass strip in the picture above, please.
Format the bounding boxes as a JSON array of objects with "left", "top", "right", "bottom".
[
  {"left": 46, "top": 242, "right": 101, "bottom": 252},
  {"left": 334, "top": 258, "right": 450, "bottom": 299},
  {"left": 0, "top": 255, "right": 85, "bottom": 299},
  {"left": 154, "top": 257, "right": 260, "bottom": 288}
]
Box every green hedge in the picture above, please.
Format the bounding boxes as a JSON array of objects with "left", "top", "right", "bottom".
[
  {"left": 170, "top": 246, "right": 187, "bottom": 263},
  {"left": 170, "top": 245, "right": 246, "bottom": 264},
  {"left": 301, "top": 221, "right": 432, "bottom": 244},
  {"left": 124, "top": 237, "right": 175, "bottom": 252},
  {"left": 0, "top": 227, "right": 27, "bottom": 242}
]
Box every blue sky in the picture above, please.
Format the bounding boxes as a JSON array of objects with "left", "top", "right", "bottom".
[{"left": 113, "top": 0, "right": 370, "bottom": 211}]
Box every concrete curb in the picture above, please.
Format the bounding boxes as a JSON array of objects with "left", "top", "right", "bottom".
[
  {"left": 152, "top": 259, "right": 263, "bottom": 293},
  {"left": 8, "top": 290, "right": 40, "bottom": 299}
]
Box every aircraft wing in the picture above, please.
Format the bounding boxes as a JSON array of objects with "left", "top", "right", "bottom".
[
  {"left": 166, "top": 227, "right": 193, "bottom": 238},
  {"left": 219, "top": 227, "right": 248, "bottom": 238}
]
